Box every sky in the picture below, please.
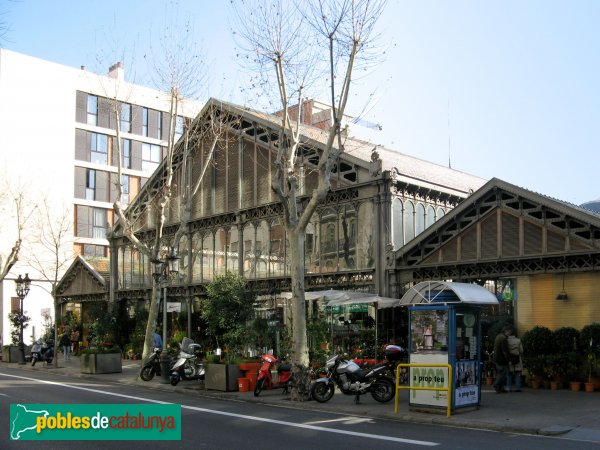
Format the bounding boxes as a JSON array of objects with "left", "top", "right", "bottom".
[{"left": 2, "top": 0, "right": 598, "bottom": 206}]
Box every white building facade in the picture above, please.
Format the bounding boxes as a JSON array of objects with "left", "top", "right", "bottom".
[{"left": 0, "top": 49, "right": 201, "bottom": 347}]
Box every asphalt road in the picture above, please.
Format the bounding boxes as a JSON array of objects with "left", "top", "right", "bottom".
[{"left": 1, "top": 369, "right": 597, "bottom": 449}]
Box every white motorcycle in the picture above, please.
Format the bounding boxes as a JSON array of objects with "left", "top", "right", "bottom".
[{"left": 169, "top": 338, "right": 205, "bottom": 386}]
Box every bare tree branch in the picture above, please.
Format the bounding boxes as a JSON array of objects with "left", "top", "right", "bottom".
[{"left": 233, "top": 0, "right": 387, "bottom": 380}]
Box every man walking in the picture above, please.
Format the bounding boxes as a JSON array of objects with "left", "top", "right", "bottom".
[{"left": 492, "top": 325, "right": 512, "bottom": 393}]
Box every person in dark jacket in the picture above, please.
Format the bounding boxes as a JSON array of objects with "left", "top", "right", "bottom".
[{"left": 492, "top": 325, "right": 513, "bottom": 393}]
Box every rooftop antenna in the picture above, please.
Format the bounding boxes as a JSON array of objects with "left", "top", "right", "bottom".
[{"left": 448, "top": 99, "right": 452, "bottom": 169}]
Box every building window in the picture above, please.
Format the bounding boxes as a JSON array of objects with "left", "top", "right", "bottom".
[
  {"left": 157, "top": 111, "right": 163, "bottom": 140},
  {"left": 86, "top": 169, "right": 96, "bottom": 200},
  {"left": 91, "top": 133, "right": 108, "bottom": 165},
  {"left": 83, "top": 244, "right": 106, "bottom": 257},
  {"left": 121, "top": 174, "right": 130, "bottom": 205},
  {"left": 122, "top": 139, "right": 131, "bottom": 169},
  {"left": 87, "top": 95, "right": 98, "bottom": 126},
  {"left": 92, "top": 208, "right": 107, "bottom": 239},
  {"left": 142, "top": 143, "right": 161, "bottom": 173},
  {"left": 175, "top": 115, "right": 184, "bottom": 141},
  {"left": 121, "top": 103, "right": 131, "bottom": 133},
  {"left": 142, "top": 107, "right": 148, "bottom": 137}
]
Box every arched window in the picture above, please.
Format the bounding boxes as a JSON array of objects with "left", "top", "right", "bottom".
[
  {"left": 392, "top": 198, "right": 404, "bottom": 249},
  {"left": 436, "top": 207, "right": 446, "bottom": 221},
  {"left": 228, "top": 227, "right": 239, "bottom": 273},
  {"left": 416, "top": 203, "right": 426, "bottom": 235},
  {"left": 176, "top": 234, "right": 188, "bottom": 285},
  {"left": 404, "top": 201, "right": 415, "bottom": 242},
  {"left": 339, "top": 205, "right": 356, "bottom": 270},
  {"left": 269, "top": 219, "right": 286, "bottom": 277},
  {"left": 254, "top": 221, "right": 269, "bottom": 278},
  {"left": 426, "top": 205, "right": 435, "bottom": 228},
  {"left": 191, "top": 232, "right": 205, "bottom": 283},
  {"left": 204, "top": 232, "right": 216, "bottom": 281}
]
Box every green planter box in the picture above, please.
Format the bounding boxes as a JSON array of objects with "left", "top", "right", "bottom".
[
  {"left": 80, "top": 353, "right": 122, "bottom": 374},
  {"left": 205, "top": 364, "right": 240, "bottom": 391}
]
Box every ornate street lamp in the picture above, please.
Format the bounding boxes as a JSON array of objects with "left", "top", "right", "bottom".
[
  {"left": 152, "top": 248, "right": 180, "bottom": 384},
  {"left": 15, "top": 273, "right": 31, "bottom": 365}
]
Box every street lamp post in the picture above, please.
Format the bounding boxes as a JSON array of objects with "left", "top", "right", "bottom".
[
  {"left": 14, "top": 273, "right": 31, "bottom": 365},
  {"left": 152, "top": 248, "right": 180, "bottom": 384}
]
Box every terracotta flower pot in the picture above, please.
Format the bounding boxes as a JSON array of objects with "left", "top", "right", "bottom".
[
  {"left": 570, "top": 381, "right": 582, "bottom": 392},
  {"left": 584, "top": 382, "right": 595, "bottom": 393}
]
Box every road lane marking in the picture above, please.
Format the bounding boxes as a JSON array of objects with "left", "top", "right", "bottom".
[
  {"left": 0, "top": 372, "right": 438, "bottom": 446},
  {"left": 304, "top": 416, "right": 375, "bottom": 425}
]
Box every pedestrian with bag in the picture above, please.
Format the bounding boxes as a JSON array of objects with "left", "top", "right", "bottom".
[{"left": 507, "top": 328, "right": 523, "bottom": 392}]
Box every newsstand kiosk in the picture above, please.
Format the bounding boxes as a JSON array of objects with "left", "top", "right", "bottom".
[{"left": 399, "top": 281, "right": 499, "bottom": 413}]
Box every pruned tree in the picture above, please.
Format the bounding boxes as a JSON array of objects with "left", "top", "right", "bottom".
[
  {"left": 26, "top": 199, "right": 73, "bottom": 367},
  {"left": 99, "top": 13, "right": 236, "bottom": 362},
  {"left": 233, "top": 0, "right": 387, "bottom": 385}
]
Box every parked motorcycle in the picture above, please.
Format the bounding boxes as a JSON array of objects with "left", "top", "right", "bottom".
[
  {"left": 311, "top": 354, "right": 395, "bottom": 404},
  {"left": 169, "top": 338, "right": 205, "bottom": 386},
  {"left": 253, "top": 353, "right": 293, "bottom": 397},
  {"left": 31, "top": 339, "right": 54, "bottom": 366},
  {"left": 139, "top": 347, "right": 164, "bottom": 381}
]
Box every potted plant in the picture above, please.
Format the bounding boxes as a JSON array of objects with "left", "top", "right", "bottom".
[
  {"left": 522, "top": 326, "right": 555, "bottom": 387},
  {"left": 549, "top": 327, "right": 580, "bottom": 390},
  {"left": 580, "top": 323, "right": 600, "bottom": 390},
  {"left": 80, "top": 345, "right": 123, "bottom": 374},
  {"left": 200, "top": 272, "right": 254, "bottom": 391},
  {"left": 80, "top": 303, "right": 122, "bottom": 374}
]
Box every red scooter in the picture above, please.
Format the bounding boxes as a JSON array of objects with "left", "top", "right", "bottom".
[{"left": 253, "top": 353, "right": 293, "bottom": 397}]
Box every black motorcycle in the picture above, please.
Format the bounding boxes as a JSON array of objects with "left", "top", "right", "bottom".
[
  {"left": 381, "top": 344, "right": 409, "bottom": 385},
  {"left": 139, "top": 347, "right": 163, "bottom": 381},
  {"left": 311, "top": 354, "right": 395, "bottom": 404}
]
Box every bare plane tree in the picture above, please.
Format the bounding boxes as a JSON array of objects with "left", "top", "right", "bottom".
[
  {"left": 103, "top": 13, "right": 229, "bottom": 362},
  {"left": 25, "top": 199, "right": 73, "bottom": 368},
  {"left": 233, "top": 0, "right": 387, "bottom": 391}
]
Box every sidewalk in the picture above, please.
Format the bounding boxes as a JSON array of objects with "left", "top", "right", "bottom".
[{"left": 2, "top": 355, "right": 599, "bottom": 442}]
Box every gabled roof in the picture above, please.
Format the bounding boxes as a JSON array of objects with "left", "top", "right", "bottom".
[
  {"left": 119, "top": 98, "right": 486, "bottom": 230},
  {"left": 214, "top": 99, "right": 486, "bottom": 194},
  {"left": 395, "top": 177, "right": 600, "bottom": 270},
  {"left": 55, "top": 255, "right": 108, "bottom": 299}
]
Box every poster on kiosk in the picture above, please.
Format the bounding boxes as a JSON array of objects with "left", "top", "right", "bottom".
[{"left": 402, "top": 281, "right": 499, "bottom": 411}]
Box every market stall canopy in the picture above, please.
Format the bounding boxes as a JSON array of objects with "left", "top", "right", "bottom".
[
  {"left": 280, "top": 290, "right": 402, "bottom": 309},
  {"left": 399, "top": 281, "right": 499, "bottom": 306}
]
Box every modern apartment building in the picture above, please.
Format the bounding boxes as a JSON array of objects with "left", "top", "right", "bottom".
[{"left": 0, "top": 49, "right": 201, "bottom": 346}]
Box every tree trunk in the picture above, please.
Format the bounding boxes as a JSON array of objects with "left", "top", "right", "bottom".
[
  {"left": 288, "top": 229, "right": 312, "bottom": 401},
  {"left": 142, "top": 283, "right": 160, "bottom": 363},
  {"left": 288, "top": 229, "right": 309, "bottom": 367}
]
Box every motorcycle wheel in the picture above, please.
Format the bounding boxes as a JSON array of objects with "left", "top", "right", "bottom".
[
  {"left": 311, "top": 382, "right": 335, "bottom": 403},
  {"left": 170, "top": 372, "right": 180, "bottom": 386},
  {"left": 253, "top": 378, "right": 266, "bottom": 397},
  {"left": 371, "top": 378, "right": 395, "bottom": 403},
  {"left": 140, "top": 364, "right": 155, "bottom": 381}
]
